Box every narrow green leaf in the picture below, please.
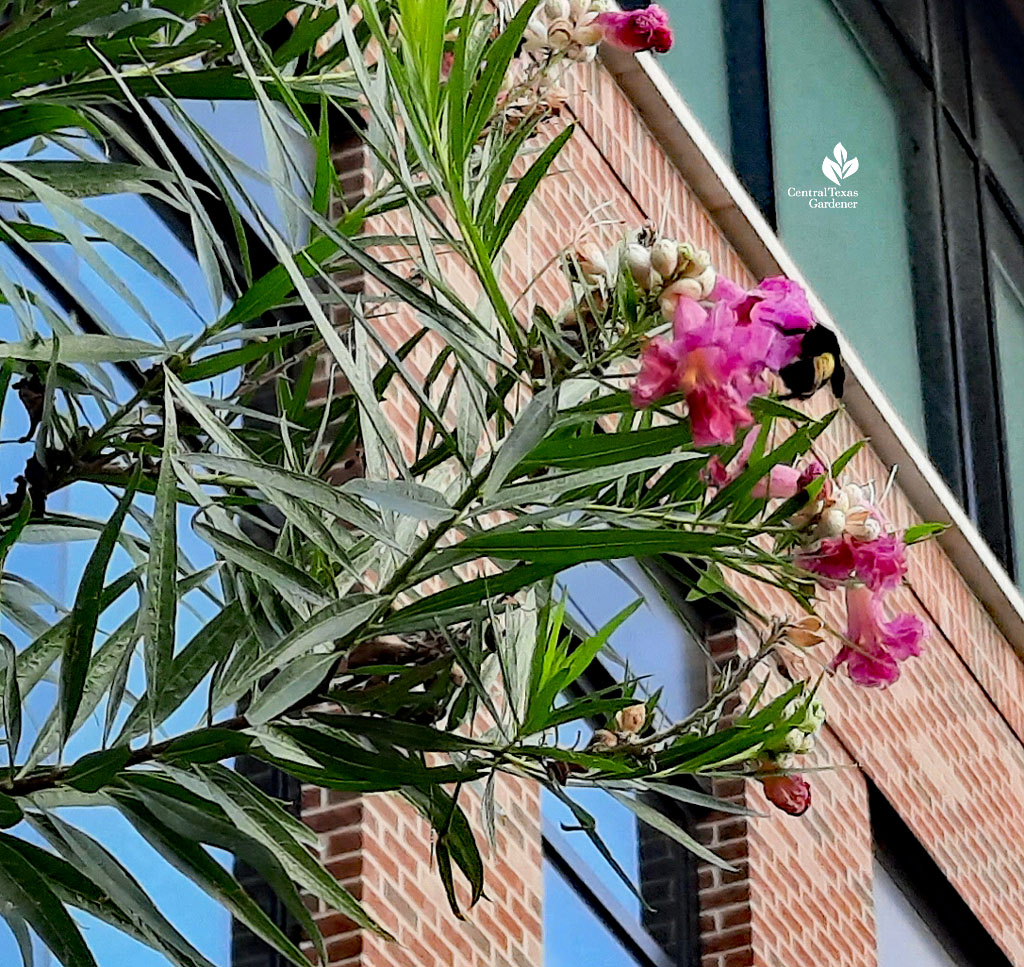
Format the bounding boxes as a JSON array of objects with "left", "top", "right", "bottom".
[
  {"left": 63, "top": 747, "right": 131, "bottom": 793},
  {"left": 0, "top": 791, "right": 23, "bottom": 828},
  {"left": 483, "top": 388, "right": 556, "bottom": 499},
  {"left": 160, "top": 728, "right": 254, "bottom": 766},
  {"left": 904, "top": 521, "right": 947, "bottom": 544},
  {"left": 115, "top": 799, "right": 311, "bottom": 967},
  {"left": 0, "top": 635, "right": 21, "bottom": 769},
  {"left": 245, "top": 652, "right": 339, "bottom": 726},
  {"left": 61, "top": 470, "right": 139, "bottom": 744},
  {"left": 608, "top": 790, "right": 736, "bottom": 870},
  {"left": 0, "top": 833, "right": 97, "bottom": 967},
  {"left": 141, "top": 382, "right": 179, "bottom": 731},
  {"left": 460, "top": 527, "right": 744, "bottom": 565},
  {"left": 490, "top": 126, "right": 573, "bottom": 255}
]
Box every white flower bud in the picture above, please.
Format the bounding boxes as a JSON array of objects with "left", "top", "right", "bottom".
[
  {"left": 658, "top": 277, "right": 703, "bottom": 319},
  {"left": 572, "top": 21, "right": 604, "bottom": 45},
  {"left": 566, "top": 40, "right": 591, "bottom": 60},
  {"left": 796, "top": 733, "right": 816, "bottom": 755},
  {"left": 775, "top": 753, "right": 796, "bottom": 770},
  {"left": 695, "top": 265, "right": 717, "bottom": 299},
  {"left": 625, "top": 243, "right": 653, "bottom": 288},
  {"left": 545, "top": 0, "right": 570, "bottom": 20},
  {"left": 615, "top": 703, "right": 647, "bottom": 735},
  {"left": 523, "top": 19, "right": 549, "bottom": 51},
  {"left": 569, "top": 0, "right": 588, "bottom": 19},
  {"left": 692, "top": 247, "right": 713, "bottom": 272},
  {"left": 816, "top": 507, "right": 847, "bottom": 539},
  {"left": 573, "top": 244, "right": 609, "bottom": 282},
  {"left": 546, "top": 17, "right": 573, "bottom": 49},
  {"left": 650, "top": 238, "right": 679, "bottom": 279},
  {"left": 784, "top": 728, "right": 805, "bottom": 752}
]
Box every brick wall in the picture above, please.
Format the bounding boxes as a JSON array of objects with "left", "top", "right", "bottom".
[{"left": 295, "top": 52, "right": 1024, "bottom": 967}]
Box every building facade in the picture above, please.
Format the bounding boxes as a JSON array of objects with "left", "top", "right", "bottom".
[{"left": 238, "top": 2, "right": 1024, "bottom": 966}]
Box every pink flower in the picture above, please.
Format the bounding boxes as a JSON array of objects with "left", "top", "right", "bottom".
[
  {"left": 831, "top": 585, "right": 926, "bottom": 688},
  {"left": 795, "top": 535, "right": 857, "bottom": 585},
  {"left": 631, "top": 337, "right": 682, "bottom": 407},
  {"left": 713, "top": 275, "right": 815, "bottom": 369},
  {"left": 796, "top": 533, "right": 907, "bottom": 591},
  {"left": 761, "top": 773, "right": 812, "bottom": 816},
  {"left": 851, "top": 533, "right": 906, "bottom": 592},
  {"left": 596, "top": 5, "right": 673, "bottom": 53},
  {"left": 631, "top": 294, "right": 816, "bottom": 445}
]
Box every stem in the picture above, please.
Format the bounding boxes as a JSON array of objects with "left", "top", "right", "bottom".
[{"left": 8, "top": 715, "right": 247, "bottom": 797}]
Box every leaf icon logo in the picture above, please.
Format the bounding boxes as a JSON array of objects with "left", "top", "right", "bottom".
[{"left": 821, "top": 142, "right": 858, "bottom": 185}]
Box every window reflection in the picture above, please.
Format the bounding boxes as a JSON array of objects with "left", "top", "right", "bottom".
[
  {"left": 874, "top": 858, "right": 959, "bottom": 967},
  {"left": 544, "top": 861, "right": 644, "bottom": 967}
]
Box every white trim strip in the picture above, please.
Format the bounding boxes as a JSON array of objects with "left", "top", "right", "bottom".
[{"left": 599, "top": 45, "right": 1024, "bottom": 651}]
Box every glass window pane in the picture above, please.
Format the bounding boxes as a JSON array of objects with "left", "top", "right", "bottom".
[
  {"left": 544, "top": 861, "right": 643, "bottom": 967},
  {"left": 556, "top": 561, "right": 706, "bottom": 720},
  {"left": 875, "top": 858, "right": 959, "bottom": 967},
  {"left": 543, "top": 787, "right": 641, "bottom": 915},
  {"left": 991, "top": 254, "right": 1024, "bottom": 574},
  {"left": 654, "top": 0, "right": 732, "bottom": 157},
  {"left": 765, "top": 0, "right": 926, "bottom": 440}
]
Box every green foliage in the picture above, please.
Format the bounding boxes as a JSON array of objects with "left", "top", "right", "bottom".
[{"left": 0, "top": 1, "right": 935, "bottom": 964}]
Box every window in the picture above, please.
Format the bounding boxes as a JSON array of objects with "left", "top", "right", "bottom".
[
  {"left": 764, "top": 0, "right": 925, "bottom": 440},
  {"left": 875, "top": 858, "right": 959, "bottom": 967},
  {"left": 542, "top": 562, "right": 707, "bottom": 967},
  {"left": 870, "top": 786, "right": 1011, "bottom": 967},
  {"left": 651, "top": 0, "right": 1024, "bottom": 580}
]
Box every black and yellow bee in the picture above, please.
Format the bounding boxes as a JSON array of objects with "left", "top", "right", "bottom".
[{"left": 778, "top": 324, "right": 845, "bottom": 400}]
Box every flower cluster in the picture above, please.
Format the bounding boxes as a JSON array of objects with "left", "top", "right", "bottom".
[
  {"left": 524, "top": 0, "right": 673, "bottom": 59},
  {"left": 758, "top": 695, "right": 825, "bottom": 816},
  {"left": 631, "top": 268, "right": 815, "bottom": 446},
  {"left": 789, "top": 478, "right": 926, "bottom": 687}
]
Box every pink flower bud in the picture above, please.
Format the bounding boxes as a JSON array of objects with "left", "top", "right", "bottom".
[
  {"left": 761, "top": 773, "right": 812, "bottom": 816},
  {"left": 595, "top": 4, "right": 673, "bottom": 53}
]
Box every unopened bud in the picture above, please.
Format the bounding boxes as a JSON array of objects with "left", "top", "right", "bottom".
[
  {"left": 572, "top": 21, "right": 604, "bottom": 45},
  {"left": 569, "top": 0, "right": 588, "bottom": 19},
  {"left": 566, "top": 41, "right": 591, "bottom": 61},
  {"left": 587, "top": 728, "right": 619, "bottom": 751},
  {"left": 546, "top": 17, "right": 573, "bottom": 49},
  {"left": 844, "top": 508, "right": 880, "bottom": 541},
  {"left": 573, "top": 244, "right": 609, "bottom": 282},
  {"left": 615, "top": 703, "right": 647, "bottom": 735},
  {"left": 545, "top": 0, "right": 570, "bottom": 19},
  {"left": 784, "top": 728, "right": 805, "bottom": 752},
  {"left": 695, "top": 265, "right": 717, "bottom": 299},
  {"left": 659, "top": 277, "right": 703, "bottom": 319},
  {"left": 650, "top": 238, "right": 679, "bottom": 279},
  {"left": 625, "top": 243, "right": 652, "bottom": 288},
  {"left": 785, "top": 614, "right": 825, "bottom": 649},
  {"left": 523, "top": 20, "right": 549, "bottom": 51},
  {"left": 816, "top": 507, "right": 847, "bottom": 539},
  {"left": 796, "top": 733, "right": 816, "bottom": 755}
]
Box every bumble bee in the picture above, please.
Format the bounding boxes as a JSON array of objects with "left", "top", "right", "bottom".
[{"left": 778, "top": 324, "right": 845, "bottom": 400}]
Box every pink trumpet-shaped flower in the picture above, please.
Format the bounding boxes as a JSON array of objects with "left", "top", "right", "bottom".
[
  {"left": 595, "top": 4, "right": 673, "bottom": 53},
  {"left": 831, "top": 585, "right": 926, "bottom": 687},
  {"left": 761, "top": 773, "right": 812, "bottom": 816},
  {"left": 713, "top": 275, "right": 815, "bottom": 369},
  {"left": 796, "top": 533, "right": 907, "bottom": 591}
]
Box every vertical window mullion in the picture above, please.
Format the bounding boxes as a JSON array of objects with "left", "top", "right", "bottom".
[{"left": 722, "top": 0, "right": 777, "bottom": 225}]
